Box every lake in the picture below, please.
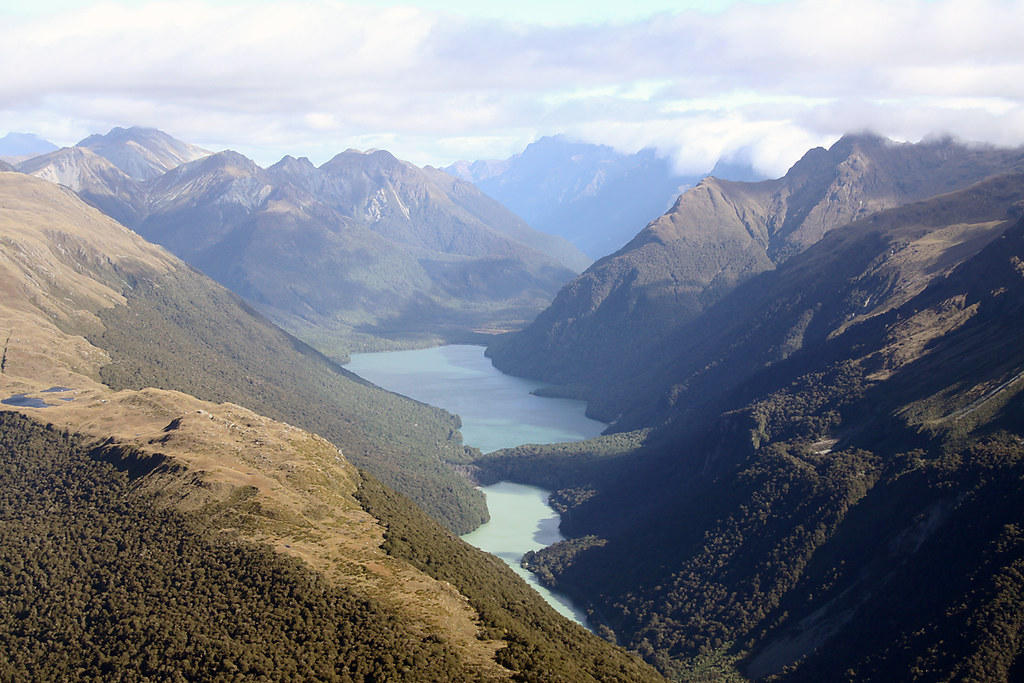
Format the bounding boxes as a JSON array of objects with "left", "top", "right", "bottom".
[
  {"left": 346, "top": 344, "right": 603, "bottom": 627},
  {"left": 346, "top": 344, "right": 605, "bottom": 454},
  {"left": 461, "top": 481, "right": 591, "bottom": 625}
]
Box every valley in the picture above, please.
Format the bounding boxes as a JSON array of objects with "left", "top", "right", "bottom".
[
  {"left": 344, "top": 343, "right": 605, "bottom": 625},
  {"left": 0, "top": 168, "right": 659, "bottom": 681},
  {"left": 3, "top": 125, "right": 1024, "bottom": 681}
]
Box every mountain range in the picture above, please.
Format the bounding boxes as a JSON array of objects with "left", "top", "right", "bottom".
[
  {"left": 0, "top": 169, "right": 659, "bottom": 681},
  {"left": 447, "top": 135, "right": 764, "bottom": 260},
  {"left": 488, "top": 133, "right": 1024, "bottom": 422},
  {"left": 13, "top": 127, "right": 588, "bottom": 358},
  {"left": 5, "top": 123, "right": 1024, "bottom": 680}
]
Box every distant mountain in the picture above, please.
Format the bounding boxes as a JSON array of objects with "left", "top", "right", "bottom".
[
  {"left": 0, "top": 171, "right": 661, "bottom": 681},
  {"left": 0, "top": 132, "right": 58, "bottom": 160},
  {"left": 270, "top": 148, "right": 590, "bottom": 271},
  {"left": 447, "top": 135, "right": 701, "bottom": 259},
  {"left": 136, "top": 147, "right": 586, "bottom": 355},
  {"left": 77, "top": 126, "right": 210, "bottom": 180},
  {"left": 488, "top": 133, "right": 1024, "bottom": 420},
  {"left": 474, "top": 142, "right": 1024, "bottom": 679},
  {"left": 13, "top": 128, "right": 588, "bottom": 357},
  {"left": 17, "top": 146, "right": 149, "bottom": 227}
]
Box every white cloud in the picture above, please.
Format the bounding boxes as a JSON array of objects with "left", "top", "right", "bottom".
[{"left": 1, "top": 0, "right": 1022, "bottom": 174}]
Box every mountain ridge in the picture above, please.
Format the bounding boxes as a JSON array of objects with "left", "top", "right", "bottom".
[
  {"left": 487, "top": 133, "right": 1024, "bottom": 419},
  {"left": 469, "top": 137, "right": 1024, "bottom": 679},
  {"left": 13, "top": 127, "right": 589, "bottom": 357}
]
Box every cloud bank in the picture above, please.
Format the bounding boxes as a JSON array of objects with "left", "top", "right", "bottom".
[{"left": 2, "top": 0, "right": 1022, "bottom": 176}]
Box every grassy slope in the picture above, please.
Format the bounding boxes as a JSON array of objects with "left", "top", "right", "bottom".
[
  {"left": 0, "top": 170, "right": 490, "bottom": 532},
  {"left": 89, "top": 265, "right": 488, "bottom": 533}
]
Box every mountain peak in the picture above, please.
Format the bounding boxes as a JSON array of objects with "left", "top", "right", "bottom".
[
  {"left": 451, "top": 137, "right": 698, "bottom": 259},
  {"left": 77, "top": 126, "right": 211, "bottom": 181},
  {"left": 0, "top": 132, "right": 59, "bottom": 160},
  {"left": 324, "top": 147, "right": 404, "bottom": 166}
]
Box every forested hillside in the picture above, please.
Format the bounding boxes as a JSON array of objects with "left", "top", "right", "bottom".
[
  {"left": 473, "top": 139, "right": 1024, "bottom": 679},
  {"left": 0, "top": 412, "right": 466, "bottom": 682},
  {"left": 0, "top": 168, "right": 661, "bottom": 680}
]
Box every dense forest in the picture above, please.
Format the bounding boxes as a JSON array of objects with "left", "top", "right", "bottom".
[
  {"left": 472, "top": 145, "right": 1024, "bottom": 678},
  {"left": 354, "top": 474, "right": 663, "bottom": 682},
  {"left": 89, "top": 266, "right": 488, "bottom": 534},
  {"left": 0, "top": 411, "right": 467, "bottom": 682}
]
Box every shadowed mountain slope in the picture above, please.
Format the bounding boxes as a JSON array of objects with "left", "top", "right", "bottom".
[
  {"left": 472, "top": 162, "right": 1024, "bottom": 679},
  {"left": 488, "top": 134, "right": 1024, "bottom": 419}
]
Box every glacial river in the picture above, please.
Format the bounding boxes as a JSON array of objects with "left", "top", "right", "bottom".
[{"left": 346, "top": 344, "right": 603, "bottom": 626}]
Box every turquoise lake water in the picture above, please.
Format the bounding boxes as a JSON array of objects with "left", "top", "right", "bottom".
[
  {"left": 346, "top": 344, "right": 605, "bottom": 454},
  {"left": 346, "top": 344, "right": 602, "bottom": 627}
]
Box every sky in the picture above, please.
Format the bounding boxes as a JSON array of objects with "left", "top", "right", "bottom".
[{"left": 2, "top": 0, "right": 1023, "bottom": 177}]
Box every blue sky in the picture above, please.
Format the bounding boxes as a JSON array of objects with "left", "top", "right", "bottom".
[{"left": 2, "top": 0, "right": 1022, "bottom": 176}]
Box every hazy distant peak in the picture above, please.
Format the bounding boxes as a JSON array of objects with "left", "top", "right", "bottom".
[
  {"left": 16, "top": 146, "right": 126, "bottom": 192},
  {"left": 319, "top": 148, "right": 419, "bottom": 179},
  {"left": 0, "top": 132, "right": 59, "bottom": 159},
  {"left": 443, "top": 158, "right": 511, "bottom": 183},
  {"left": 448, "top": 135, "right": 698, "bottom": 259},
  {"left": 78, "top": 126, "right": 211, "bottom": 181},
  {"left": 204, "top": 148, "right": 261, "bottom": 168},
  {"left": 270, "top": 154, "right": 316, "bottom": 170}
]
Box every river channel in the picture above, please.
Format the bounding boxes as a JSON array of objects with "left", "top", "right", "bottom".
[{"left": 345, "top": 344, "right": 603, "bottom": 626}]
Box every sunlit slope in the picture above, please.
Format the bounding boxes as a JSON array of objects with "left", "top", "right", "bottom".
[
  {"left": 0, "top": 170, "right": 662, "bottom": 681},
  {"left": 0, "top": 170, "right": 484, "bottom": 532}
]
